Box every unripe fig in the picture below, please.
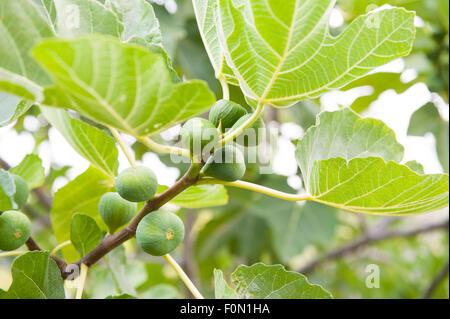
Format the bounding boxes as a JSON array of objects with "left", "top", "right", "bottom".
[
  {"left": 12, "top": 175, "right": 29, "bottom": 209},
  {"left": 98, "top": 192, "right": 137, "bottom": 233},
  {"left": 136, "top": 210, "right": 184, "bottom": 256},
  {"left": 203, "top": 145, "right": 246, "bottom": 182},
  {"left": 0, "top": 210, "right": 31, "bottom": 251},
  {"left": 116, "top": 166, "right": 158, "bottom": 202},
  {"left": 181, "top": 118, "right": 219, "bottom": 156},
  {"left": 231, "top": 114, "right": 266, "bottom": 147},
  {"left": 209, "top": 100, "right": 248, "bottom": 132}
]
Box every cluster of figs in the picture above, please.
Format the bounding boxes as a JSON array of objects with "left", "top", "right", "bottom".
[{"left": 0, "top": 100, "right": 264, "bottom": 257}]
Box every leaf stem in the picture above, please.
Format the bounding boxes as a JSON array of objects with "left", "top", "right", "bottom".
[
  {"left": 139, "top": 136, "right": 191, "bottom": 158},
  {"left": 109, "top": 127, "right": 136, "bottom": 166},
  {"left": 0, "top": 251, "right": 25, "bottom": 258},
  {"left": 220, "top": 101, "right": 265, "bottom": 145},
  {"left": 163, "top": 254, "right": 204, "bottom": 299},
  {"left": 219, "top": 77, "right": 230, "bottom": 100},
  {"left": 76, "top": 264, "right": 89, "bottom": 299},
  {"left": 198, "top": 178, "right": 311, "bottom": 202},
  {"left": 51, "top": 240, "right": 71, "bottom": 257}
]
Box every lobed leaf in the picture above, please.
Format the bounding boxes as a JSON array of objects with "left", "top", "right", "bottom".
[
  {"left": 214, "top": 0, "right": 415, "bottom": 106},
  {"left": 33, "top": 36, "right": 216, "bottom": 137}
]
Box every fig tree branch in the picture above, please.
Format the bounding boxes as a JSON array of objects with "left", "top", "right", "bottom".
[
  {"left": 298, "top": 219, "right": 449, "bottom": 274},
  {"left": 423, "top": 259, "right": 449, "bottom": 299}
]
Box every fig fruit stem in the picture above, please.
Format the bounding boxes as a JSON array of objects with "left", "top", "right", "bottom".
[
  {"left": 198, "top": 178, "right": 311, "bottom": 202},
  {"left": 76, "top": 264, "right": 89, "bottom": 299},
  {"left": 0, "top": 251, "right": 25, "bottom": 258},
  {"left": 163, "top": 254, "right": 204, "bottom": 299},
  {"left": 51, "top": 240, "right": 71, "bottom": 257},
  {"left": 220, "top": 101, "right": 265, "bottom": 146},
  {"left": 219, "top": 76, "right": 229, "bottom": 100},
  {"left": 109, "top": 127, "right": 136, "bottom": 166},
  {"left": 139, "top": 136, "right": 191, "bottom": 158}
]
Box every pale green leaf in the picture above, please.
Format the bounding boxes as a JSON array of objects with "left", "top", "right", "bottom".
[
  {"left": 158, "top": 184, "right": 228, "bottom": 208},
  {"left": 51, "top": 166, "right": 114, "bottom": 262},
  {"left": 309, "top": 157, "right": 449, "bottom": 215},
  {"left": 215, "top": 1, "right": 415, "bottom": 106},
  {"left": 214, "top": 269, "right": 238, "bottom": 299},
  {"left": 70, "top": 213, "right": 102, "bottom": 257},
  {"left": 0, "top": 92, "right": 33, "bottom": 127},
  {"left": 41, "top": 107, "right": 119, "bottom": 177},
  {"left": 0, "top": 0, "right": 54, "bottom": 86},
  {"left": 296, "top": 108, "right": 404, "bottom": 189},
  {"left": 0, "top": 251, "right": 65, "bottom": 299},
  {"left": 0, "top": 169, "right": 16, "bottom": 210},
  {"left": 192, "top": 0, "right": 238, "bottom": 84},
  {"left": 41, "top": 0, "right": 123, "bottom": 37},
  {"left": 405, "top": 160, "right": 425, "bottom": 174},
  {"left": 9, "top": 154, "right": 45, "bottom": 189},
  {"left": 33, "top": 36, "right": 216, "bottom": 137},
  {"left": 231, "top": 263, "right": 332, "bottom": 299}
]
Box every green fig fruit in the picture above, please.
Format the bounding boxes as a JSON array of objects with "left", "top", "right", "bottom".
[
  {"left": 231, "top": 114, "right": 266, "bottom": 147},
  {"left": 12, "top": 175, "right": 29, "bottom": 209},
  {"left": 209, "top": 100, "right": 248, "bottom": 132},
  {"left": 116, "top": 166, "right": 158, "bottom": 202},
  {"left": 0, "top": 210, "right": 31, "bottom": 251},
  {"left": 181, "top": 118, "right": 219, "bottom": 156},
  {"left": 203, "top": 145, "right": 246, "bottom": 182},
  {"left": 136, "top": 210, "right": 185, "bottom": 256},
  {"left": 98, "top": 192, "right": 137, "bottom": 233}
]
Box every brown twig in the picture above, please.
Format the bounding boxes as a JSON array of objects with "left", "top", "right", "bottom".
[
  {"left": 423, "top": 259, "right": 450, "bottom": 299},
  {"left": 298, "top": 219, "right": 449, "bottom": 274},
  {"left": 62, "top": 163, "right": 202, "bottom": 279}
]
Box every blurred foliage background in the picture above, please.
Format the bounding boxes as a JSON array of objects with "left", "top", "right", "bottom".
[{"left": 0, "top": 0, "right": 448, "bottom": 299}]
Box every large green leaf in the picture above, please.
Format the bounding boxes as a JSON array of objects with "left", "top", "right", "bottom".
[
  {"left": 229, "top": 263, "right": 332, "bottom": 299},
  {"left": 9, "top": 154, "right": 45, "bottom": 189},
  {"left": 51, "top": 166, "right": 114, "bottom": 262},
  {"left": 0, "top": 251, "right": 65, "bottom": 299},
  {"left": 0, "top": 0, "right": 54, "bottom": 86},
  {"left": 41, "top": 0, "right": 123, "bottom": 37},
  {"left": 309, "top": 157, "right": 449, "bottom": 214},
  {"left": 296, "top": 109, "right": 449, "bottom": 214},
  {"left": 33, "top": 36, "right": 216, "bottom": 137},
  {"left": 296, "top": 108, "right": 404, "bottom": 188},
  {"left": 158, "top": 184, "right": 228, "bottom": 208},
  {"left": 192, "top": 0, "right": 238, "bottom": 84},
  {"left": 41, "top": 107, "right": 119, "bottom": 177},
  {"left": 214, "top": 269, "right": 238, "bottom": 299},
  {"left": 70, "top": 213, "right": 103, "bottom": 257},
  {"left": 215, "top": 1, "right": 415, "bottom": 106}
]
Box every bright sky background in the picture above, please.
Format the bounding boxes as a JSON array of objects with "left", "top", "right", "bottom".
[{"left": 0, "top": 4, "right": 448, "bottom": 195}]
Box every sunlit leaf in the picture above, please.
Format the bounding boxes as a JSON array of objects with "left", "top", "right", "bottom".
[
  {"left": 33, "top": 36, "right": 216, "bottom": 137},
  {"left": 41, "top": 107, "right": 119, "bottom": 177},
  {"left": 9, "top": 154, "right": 45, "bottom": 189},
  {"left": 215, "top": 1, "right": 415, "bottom": 106},
  {"left": 158, "top": 184, "right": 228, "bottom": 208}
]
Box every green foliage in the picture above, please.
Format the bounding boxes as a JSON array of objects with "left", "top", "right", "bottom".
[
  {"left": 157, "top": 184, "right": 229, "bottom": 208},
  {"left": 11, "top": 175, "right": 29, "bottom": 209},
  {"left": 98, "top": 192, "right": 137, "bottom": 234},
  {"left": 0, "top": 251, "right": 65, "bottom": 299},
  {"left": 0, "top": 210, "right": 31, "bottom": 251},
  {"left": 203, "top": 145, "right": 246, "bottom": 182},
  {"left": 216, "top": 263, "right": 332, "bottom": 299},
  {"left": 116, "top": 166, "right": 158, "bottom": 202},
  {"left": 136, "top": 210, "right": 185, "bottom": 256},
  {"left": 71, "top": 213, "right": 102, "bottom": 257},
  {"left": 9, "top": 154, "right": 45, "bottom": 190},
  {"left": 231, "top": 114, "right": 266, "bottom": 147}
]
